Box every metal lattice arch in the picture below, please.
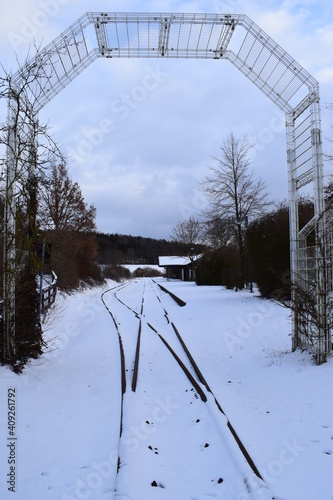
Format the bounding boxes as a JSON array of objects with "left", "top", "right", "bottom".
[{"left": 4, "top": 12, "right": 329, "bottom": 362}]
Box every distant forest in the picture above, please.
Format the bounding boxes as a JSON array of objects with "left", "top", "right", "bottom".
[{"left": 96, "top": 232, "right": 206, "bottom": 265}]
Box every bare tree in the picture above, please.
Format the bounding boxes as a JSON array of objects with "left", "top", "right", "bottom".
[
  {"left": 0, "top": 48, "right": 64, "bottom": 367},
  {"left": 202, "top": 215, "right": 234, "bottom": 249},
  {"left": 171, "top": 216, "right": 203, "bottom": 260},
  {"left": 201, "top": 132, "right": 269, "bottom": 288}
]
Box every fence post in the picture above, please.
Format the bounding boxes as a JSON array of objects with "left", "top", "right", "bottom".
[{"left": 38, "top": 240, "right": 45, "bottom": 322}]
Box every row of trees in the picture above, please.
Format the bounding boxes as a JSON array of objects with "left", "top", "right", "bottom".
[
  {"left": 0, "top": 159, "right": 99, "bottom": 367},
  {"left": 39, "top": 163, "right": 100, "bottom": 290},
  {"left": 0, "top": 47, "right": 103, "bottom": 368},
  {"left": 96, "top": 232, "right": 204, "bottom": 266},
  {"left": 0, "top": 52, "right": 99, "bottom": 367},
  {"left": 171, "top": 133, "right": 268, "bottom": 288},
  {"left": 0, "top": 160, "right": 99, "bottom": 292},
  {"left": 171, "top": 133, "right": 316, "bottom": 298}
]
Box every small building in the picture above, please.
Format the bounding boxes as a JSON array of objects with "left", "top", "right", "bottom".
[{"left": 158, "top": 255, "right": 200, "bottom": 281}]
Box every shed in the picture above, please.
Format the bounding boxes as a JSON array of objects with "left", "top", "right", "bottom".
[{"left": 158, "top": 255, "right": 200, "bottom": 281}]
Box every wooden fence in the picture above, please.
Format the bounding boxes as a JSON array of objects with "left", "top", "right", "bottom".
[{"left": 41, "top": 271, "right": 58, "bottom": 313}]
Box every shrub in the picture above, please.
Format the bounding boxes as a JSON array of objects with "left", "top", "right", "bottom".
[
  {"left": 246, "top": 200, "right": 314, "bottom": 299},
  {"left": 133, "top": 267, "right": 164, "bottom": 278},
  {"left": 80, "top": 262, "right": 104, "bottom": 285},
  {"left": 103, "top": 265, "right": 131, "bottom": 282},
  {"left": 195, "top": 246, "right": 240, "bottom": 289}
]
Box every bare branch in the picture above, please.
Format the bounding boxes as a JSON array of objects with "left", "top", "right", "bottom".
[{"left": 201, "top": 132, "right": 270, "bottom": 287}]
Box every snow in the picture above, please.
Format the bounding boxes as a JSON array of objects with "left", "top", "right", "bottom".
[
  {"left": 158, "top": 256, "right": 192, "bottom": 267},
  {"left": 158, "top": 255, "right": 202, "bottom": 267},
  {"left": 0, "top": 279, "right": 332, "bottom": 500},
  {"left": 39, "top": 272, "right": 57, "bottom": 289}
]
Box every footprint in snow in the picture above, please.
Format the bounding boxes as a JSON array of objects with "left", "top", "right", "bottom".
[
  {"left": 151, "top": 481, "right": 165, "bottom": 488},
  {"left": 211, "top": 477, "right": 224, "bottom": 485}
]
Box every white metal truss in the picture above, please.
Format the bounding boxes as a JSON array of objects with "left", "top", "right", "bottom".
[{"left": 4, "top": 12, "right": 328, "bottom": 362}]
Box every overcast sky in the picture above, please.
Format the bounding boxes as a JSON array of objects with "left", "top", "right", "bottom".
[{"left": 1, "top": 0, "right": 333, "bottom": 239}]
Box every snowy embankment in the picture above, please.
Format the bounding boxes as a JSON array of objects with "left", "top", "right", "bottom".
[
  {"left": 0, "top": 279, "right": 332, "bottom": 500},
  {"left": 0, "top": 285, "right": 122, "bottom": 500},
  {"left": 161, "top": 280, "right": 333, "bottom": 500}
]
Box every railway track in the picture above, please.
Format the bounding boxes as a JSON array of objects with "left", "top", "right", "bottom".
[{"left": 102, "top": 279, "right": 277, "bottom": 500}]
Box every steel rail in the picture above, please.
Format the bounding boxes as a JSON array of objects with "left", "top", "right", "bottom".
[
  {"left": 104, "top": 278, "right": 270, "bottom": 488},
  {"left": 148, "top": 280, "right": 265, "bottom": 482}
]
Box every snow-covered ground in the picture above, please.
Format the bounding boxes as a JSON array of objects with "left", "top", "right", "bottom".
[{"left": 0, "top": 278, "right": 332, "bottom": 500}]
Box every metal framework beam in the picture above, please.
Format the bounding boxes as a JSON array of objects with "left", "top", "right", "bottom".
[{"left": 4, "top": 12, "right": 328, "bottom": 362}]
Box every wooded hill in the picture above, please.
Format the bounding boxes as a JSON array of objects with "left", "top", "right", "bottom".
[{"left": 95, "top": 232, "right": 205, "bottom": 265}]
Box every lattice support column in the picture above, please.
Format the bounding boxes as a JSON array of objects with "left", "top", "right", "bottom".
[
  {"left": 311, "top": 97, "right": 328, "bottom": 363},
  {"left": 286, "top": 112, "right": 299, "bottom": 351},
  {"left": 3, "top": 97, "right": 17, "bottom": 361}
]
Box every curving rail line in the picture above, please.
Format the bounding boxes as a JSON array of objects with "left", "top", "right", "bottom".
[{"left": 101, "top": 278, "right": 276, "bottom": 499}]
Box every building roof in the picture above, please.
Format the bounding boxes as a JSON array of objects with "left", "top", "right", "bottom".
[{"left": 158, "top": 255, "right": 202, "bottom": 267}]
